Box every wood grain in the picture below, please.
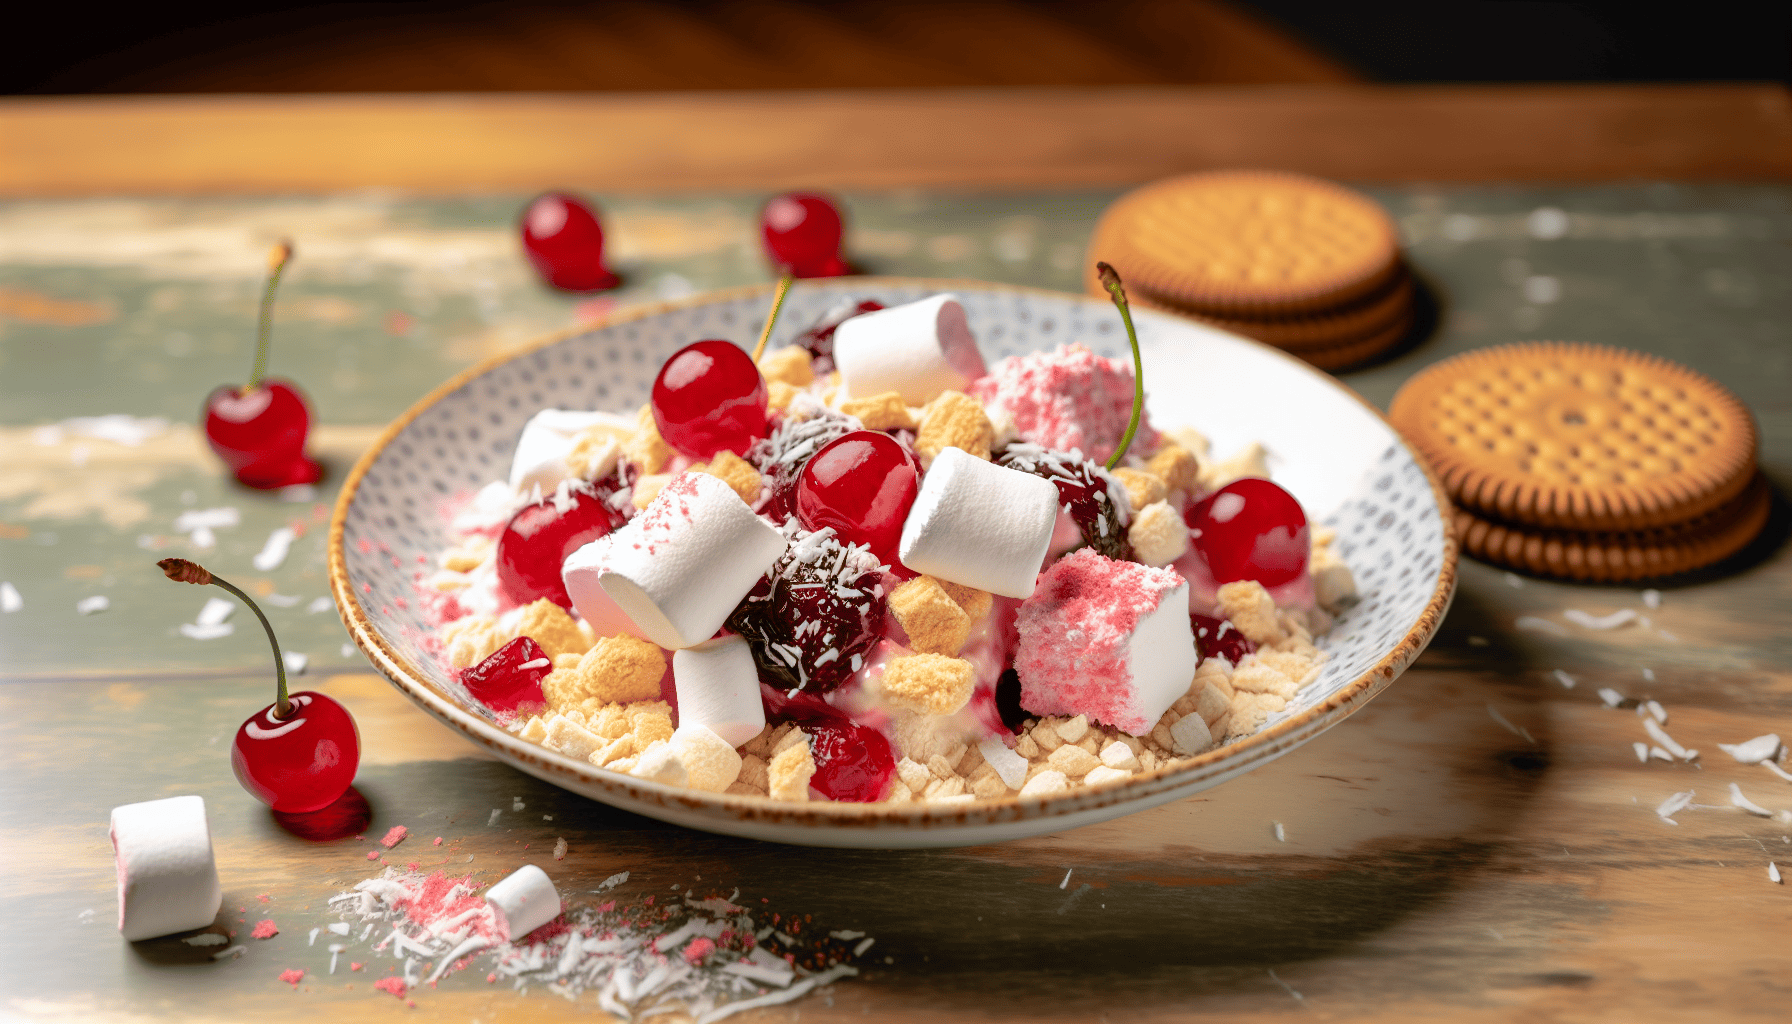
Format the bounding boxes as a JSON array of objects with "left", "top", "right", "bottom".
[{"left": 2, "top": 85, "right": 1789, "bottom": 196}]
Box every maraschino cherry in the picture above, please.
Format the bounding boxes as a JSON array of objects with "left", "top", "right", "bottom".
[
  {"left": 520, "top": 192, "right": 620, "bottom": 292},
  {"left": 202, "top": 241, "right": 322, "bottom": 489},
  {"left": 158, "top": 557, "right": 359, "bottom": 813},
  {"left": 761, "top": 193, "right": 850, "bottom": 278},
  {"left": 1186, "top": 478, "right": 1310, "bottom": 587},
  {"left": 759, "top": 684, "right": 895, "bottom": 801},
  {"left": 796, "top": 430, "right": 920, "bottom": 567},
  {"left": 496, "top": 484, "right": 625, "bottom": 609},
  {"left": 649, "top": 274, "right": 794, "bottom": 460}
]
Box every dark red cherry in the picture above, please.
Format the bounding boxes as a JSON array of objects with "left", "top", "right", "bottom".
[
  {"left": 461, "top": 636, "right": 551, "bottom": 718},
  {"left": 796, "top": 431, "right": 920, "bottom": 567},
  {"left": 203, "top": 380, "right": 322, "bottom": 489},
  {"left": 520, "top": 192, "right": 620, "bottom": 292},
  {"left": 1186, "top": 478, "right": 1310, "bottom": 587},
  {"left": 761, "top": 192, "right": 850, "bottom": 278},
  {"left": 727, "top": 533, "right": 885, "bottom": 695},
  {"left": 497, "top": 487, "right": 625, "bottom": 609},
  {"left": 1190, "top": 613, "right": 1256, "bottom": 666},
  {"left": 758, "top": 684, "right": 893, "bottom": 802},
  {"left": 651, "top": 340, "right": 770, "bottom": 459},
  {"left": 793, "top": 299, "right": 883, "bottom": 375},
  {"left": 997, "top": 444, "right": 1130, "bottom": 561},
  {"left": 231, "top": 691, "right": 360, "bottom": 813}
]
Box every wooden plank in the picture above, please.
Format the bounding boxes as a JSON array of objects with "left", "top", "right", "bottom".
[{"left": 1, "top": 85, "right": 1788, "bottom": 196}]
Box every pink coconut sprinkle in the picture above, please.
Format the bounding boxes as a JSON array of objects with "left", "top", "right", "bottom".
[
  {"left": 279, "top": 968, "right": 305, "bottom": 986},
  {"left": 969, "top": 343, "right": 1157, "bottom": 464},
  {"left": 683, "top": 937, "right": 716, "bottom": 964},
  {"left": 1014, "top": 547, "right": 1185, "bottom": 734},
  {"left": 433, "top": 837, "right": 444, "bottom": 846},
  {"left": 367, "top": 851, "right": 381, "bottom": 861},
  {"left": 373, "top": 976, "right": 408, "bottom": 998},
  {"left": 380, "top": 825, "right": 408, "bottom": 849},
  {"left": 251, "top": 919, "right": 280, "bottom": 939}
]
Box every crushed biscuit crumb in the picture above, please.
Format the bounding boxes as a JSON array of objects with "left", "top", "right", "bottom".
[
  {"left": 880, "top": 654, "right": 976, "bottom": 716},
  {"left": 696, "top": 450, "right": 762, "bottom": 506},
  {"left": 543, "top": 635, "right": 665, "bottom": 709},
  {"left": 1111, "top": 468, "right": 1166, "bottom": 512},
  {"left": 915, "top": 391, "right": 994, "bottom": 466},
  {"left": 838, "top": 391, "right": 919, "bottom": 431},
  {"left": 1128, "top": 500, "right": 1190, "bottom": 567},
  {"left": 625, "top": 405, "right": 674, "bottom": 474},
  {"left": 1146, "top": 443, "right": 1200, "bottom": 496},
  {"left": 889, "top": 577, "right": 972, "bottom": 656},
  {"left": 758, "top": 345, "right": 815, "bottom": 387},
  {"left": 768, "top": 737, "right": 816, "bottom": 801},
  {"left": 1214, "top": 580, "right": 1285, "bottom": 644}
]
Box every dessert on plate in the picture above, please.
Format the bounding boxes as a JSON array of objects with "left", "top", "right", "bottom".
[{"left": 417, "top": 292, "right": 1357, "bottom": 805}]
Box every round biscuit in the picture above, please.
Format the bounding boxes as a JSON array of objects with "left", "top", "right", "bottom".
[
  {"left": 1390, "top": 342, "right": 1757, "bottom": 533},
  {"left": 1090, "top": 171, "right": 1401, "bottom": 317},
  {"left": 1116, "top": 268, "right": 1416, "bottom": 351},
  {"left": 1455, "top": 472, "right": 1770, "bottom": 582}
]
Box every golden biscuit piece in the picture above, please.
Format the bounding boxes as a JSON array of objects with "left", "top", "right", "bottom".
[
  {"left": 1111, "top": 467, "right": 1166, "bottom": 512},
  {"left": 543, "top": 634, "right": 665, "bottom": 709},
  {"left": 768, "top": 737, "right": 816, "bottom": 801},
  {"left": 934, "top": 578, "right": 993, "bottom": 622},
  {"left": 624, "top": 404, "right": 674, "bottom": 475},
  {"left": 513, "top": 598, "right": 592, "bottom": 660},
  {"left": 696, "top": 450, "right": 762, "bottom": 506},
  {"left": 881, "top": 653, "right": 976, "bottom": 717},
  {"left": 1145, "top": 443, "right": 1199, "bottom": 496},
  {"left": 758, "top": 345, "right": 815, "bottom": 388},
  {"left": 839, "top": 391, "right": 919, "bottom": 431},
  {"left": 916, "top": 391, "right": 994, "bottom": 465},
  {"left": 889, "top": 576, "right": 972, "bottom": 656}
]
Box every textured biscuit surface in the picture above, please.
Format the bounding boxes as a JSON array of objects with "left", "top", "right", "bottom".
[
  {"left": 1089, "top": 171, "right": 1401, "bottom": 316},
  {"left": 1454, "top": 473, "right": 1769, "bottom": 582},
  {"left": 1390, "top": 342, "right": 1758, "bottom": 532}
]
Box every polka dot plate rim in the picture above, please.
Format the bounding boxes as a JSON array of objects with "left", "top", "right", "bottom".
[{"left": 328, "top": 277, "right": 1458, "bottom": 849}]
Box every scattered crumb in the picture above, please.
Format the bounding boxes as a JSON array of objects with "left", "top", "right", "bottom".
[
  {"left": 251, "top": 919, "right": 279, "bottom": 939},
  {"left": 379, "top": 825, "right": 408, "bottom": 849}
]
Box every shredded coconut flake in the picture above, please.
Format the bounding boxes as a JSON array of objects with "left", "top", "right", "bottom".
[
  {"left": 1718, "top": 734, "right": 1783, "bottom": 765},
  {"left": 1598, "top": 687, "right": 1626, "bottom": 708},
  {"left": 1730, "top": 783, "right": 1774, "bottom": 817},
  {"left": 1656, "top": 790, "right": 1695, "bottom": 823},
  {"left": 1564, "top": 608, "right": 1638, "bottom": 630},
  {"left": 1643, "top": 717, "right": 1695, "bottom": 760},
  {"left": 1771, "top": 863, "right": 1783, "bottom": 884},
  {"left": 1487, "top": 704, "right": 1534, "bottom": 744},
  {"left": 1552, "top": 669, "right": 1576, "bottom": 689},
  {"left": 1515, "top": 616, "right": 1567, "bottom": 636}
]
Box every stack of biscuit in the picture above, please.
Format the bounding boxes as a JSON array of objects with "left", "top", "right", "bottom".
[
  {"left": 1085, "top": 170, "right": 1415, "bottom": 371},
  {"left": 1390, "top": 342, "right": 1767, "bottom": 582}
]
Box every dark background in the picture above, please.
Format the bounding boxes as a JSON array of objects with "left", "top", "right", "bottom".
[{"left": 7, "top": 0, "right": 1788, "bottom": 95}]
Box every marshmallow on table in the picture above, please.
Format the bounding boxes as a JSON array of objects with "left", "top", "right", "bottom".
[
  {"left": 1013, "top": 548, "right": 1196, "bottom": 736},
  {"left": 110, "top": 795, "right": 222, "bottom": 941},
  {"left": 834, "top": 294, "right": 988, "bottom": 404},
  {"left": 672, "top": 635, "right": 766, "bottom": 747},
  {"left": 509, "top": 409, "right": 633, "bottom": 494},
  {"left": 485, "top": 864, "right": 561, "bottom": 940},
  {"left": 898, "top": 446, "right": 1058, "bottom": 599},
  {"left": 562, "top": 472, "right": 787, "bottom": 649}
]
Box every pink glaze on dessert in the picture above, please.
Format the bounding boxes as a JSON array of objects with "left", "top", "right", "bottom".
[
  {"left": 1014, "top": 548, "right": 1191, "bottom": 735},
  {"left": 970, "top": 344, "right": 1159, "bottom": 465}
]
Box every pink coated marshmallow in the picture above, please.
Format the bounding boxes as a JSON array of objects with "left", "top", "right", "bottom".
[
  {"left": 969, "top": 344, "right": 1158, "bottom": 466},
  {"left": 1013, "top": 548, "right": 1195, "bottom": 736}
]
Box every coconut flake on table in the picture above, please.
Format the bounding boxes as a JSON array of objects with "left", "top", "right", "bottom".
[
  {"left": 309, "top": 596, "right": 334, "bottom": 614},
  {"left": 1642, "top": 717, "right": 1696, "bottom": 760},
  {"left": 1649, "top": 746, "right": 1674, "bottom": 762},
  {"left": 1641, "top": 589, "right": 1662, "bottom": 610},
  {"left": 1504, "top": 573, "right": 1525, "bottom": 588},
  {"left": 1632, "top": 742, "right": 1649, "bottom": 763},
  {"left": 1763, "top": 761, "right": 1792, "bottom": 784},
  {"left": 282, "top": 651, "right": 308, "bottom": 675},
  {"left": 1, "top": 582, "right": 21, "bottom": 613},
  {"left": 252, "top": 527, "right": 298, "bottom": 571},
  {"left": 76, "top": 595, "right": 109, "bottom": 615},
  {"left": 1656, "top": 790, "right": 1695, "bottom": 824},
  {"left": 1639, "top": 700, "right": 1667, "bottom": 724},
  {"left": 1598, "top": 687, "right": 1627, "bottom": 708},
  {"left": 1730, "top": 783, "right": 1775, "bottom": 817},
  {"left": 1564, "top": 608, "right": 1638, "bottom": 631},
  {"left": 32, "top": 414, "right": 170, "bottom": 448},
  {"left": 1552, "top": 669, "right": 1577, "bottom": 689},
  {"left": 1515, "top": 616, "right": 1568, "bottom": 636},
  {"left": 1718, "top": 734, "right": 1783, "bottom": 765},
  {"left": 174, "top": 507, "right": 241, "bottom": 533},
  {"left": 1486, "top": 704, "right": 1534, "bottom": 744}
]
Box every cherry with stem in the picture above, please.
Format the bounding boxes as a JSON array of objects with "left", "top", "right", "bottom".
[
  {"left": 202, "top": 241, "right": 321, "bottom": 489},
  {"left": 158, "top": 557, "right": 359, "bottom": 813}
]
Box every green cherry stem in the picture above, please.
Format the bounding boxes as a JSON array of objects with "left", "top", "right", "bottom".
[
  {"left": 158, "top": 557, "right": 291, "bottom": 718},
  {"left": 1098, "top": 261, "right": 1145, "bottom": 469},
  {"left": 248, "top": 240, "right": 294, "bottom": 392},
  {"left": 750, "top": 272, "right": 796, "bottom": 363}
]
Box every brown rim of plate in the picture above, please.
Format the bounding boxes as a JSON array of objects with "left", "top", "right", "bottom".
[
  {"left": 1454, "top": 471, "right": 1770, "bottom": 582},
  {"left": 1088, "top": 259, "right": 1415, "bottom": 350},
  {"left": 1389, "top": 341, "right": 1759, "bottom": 533},
  {"left": 328, "top": 278, "right": 1458, "bottom": 832},
  {"left": 1090, "top": 170, "right": 1402, "bottom": 317}
]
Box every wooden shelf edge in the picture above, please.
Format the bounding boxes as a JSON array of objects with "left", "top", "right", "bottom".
[{"left": 2, "top": 85, "right": 1788, "bottom": 194}]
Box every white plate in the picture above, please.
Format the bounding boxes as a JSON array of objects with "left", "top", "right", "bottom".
[{"left": 330, "top": 278, "right": 1457, "bottom": 849}]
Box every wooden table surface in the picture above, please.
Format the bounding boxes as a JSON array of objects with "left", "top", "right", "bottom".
[{"left": 2, "top": 88, "right": 1790, "bottom": 1023}]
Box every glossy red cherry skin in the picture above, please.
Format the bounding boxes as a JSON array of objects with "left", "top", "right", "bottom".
[
  {"left": 231, "top": 691, "right": 360, "bottom": 813},
  {"left": 462, "top": 636, "right": 551, "bottom": 718},
  {"left": 651, "top": 340, "right": 769, "bottom": 459},
  {"left": 203, "top": 380, "right": 322, "bottom": 489},
  {"left": 1191, "top": 613, "right": 1257, "bottom": 666},
  {"left": 796, "top": 431, "right": 920, "bottom": 566},
  {"left": 521, "top": 192, "right": 620, "bottom": 292},
  {"left": 497, "top": 488, "right": 623, "bottom": 609},
  {"left": 1185, "top": 478, "right": 1310, "bottom": 587},
  {"left": 761, "top": 192, "right": 850, "bottom": 278}
]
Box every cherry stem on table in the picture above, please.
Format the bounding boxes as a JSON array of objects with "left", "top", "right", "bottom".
[
  {"left": 156, "top": 557, "right": 290, "bottom": 718},
  {"left": 249, "top": 240, "right": 294, "bottom": 392},
  {"left": 1097, "top": 261, "right": 1145, "bottom": 469},
  {"left": 750, "top": 273, "right": 795, "bottom": 363}
]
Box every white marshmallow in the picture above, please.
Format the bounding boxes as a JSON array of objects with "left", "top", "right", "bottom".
[
  {"left": 562, "top": 472, "right": 786, "bottom": 649},
  {"left": 669, "top": 724, "right": 744, "bottom": 793},
  {"left": 484, "top": 864, "right": 561, "bottom": 940},
  {"left": 1116, "top": 579, "right": 1198, "bottom": 733},
  {"left": 110, "top": 795, "right": 222, "bottom": 941},
  {"left": 672, "top": 635, "right": 766, "bottom": 747},
  {"left": 508, "top": 410, "right": 632, "bottom": 494},
  {"left": 898, "top": 447, "right": 1058, "bottom": 599},
  {"left": 834, "top": 294, "right": 987, "bottom": 404}
]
